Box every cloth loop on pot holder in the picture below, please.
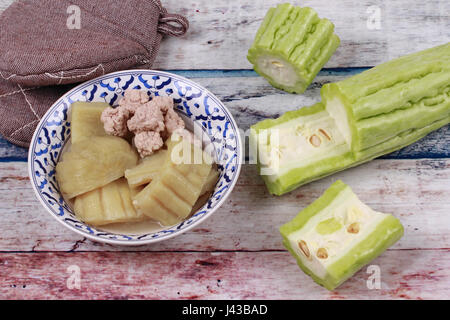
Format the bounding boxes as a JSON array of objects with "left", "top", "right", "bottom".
[{"left": 158, "top": 13, "right": 189, "bottom": 37}]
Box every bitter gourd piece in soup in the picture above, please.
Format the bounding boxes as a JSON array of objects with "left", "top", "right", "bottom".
[
  {"left": 247, "top": 3, "right": 340, "bottom": 93},
  {"left": 280, "top": 180, "right": 404, "bottom": 290},
  {"left": 56, "top": 136, "right": 138, "bottom": 199},
  {"left": 125, "top": 150, "right": 168, "bottom": 189},
  {"left": 133, "top": 134, "right": 212, "bottom": 226},
  {"left": 74, "top": 178, "right": 146, "bottom": 226},
  {"left": 70, "top": 101, "right": 108, "bottom": 143},
  {"left": 200, "top": 166, "right": 220, "bottom": 196}
]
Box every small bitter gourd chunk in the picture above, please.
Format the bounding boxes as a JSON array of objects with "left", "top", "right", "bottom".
[
  {"left": 70, "top": 101, "right": 108, "bottom": 143},
  {"left": 125, "top": 150, "right": 168, "bottom": 189},
  {"left": 74, "top": 178, "right": 146, "bottom": 226},
  {"left": 247, "top": 3, "right": 340, "bottom": 94},
  {"left": 133, "top": 134, "right": 212, "bottom": 226},
  {"left": 280, "top": 180, "right": 404, "bottom": 290}
]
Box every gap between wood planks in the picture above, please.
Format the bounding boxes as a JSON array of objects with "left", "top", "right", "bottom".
[{"left": 161, "top": 67, "right": 372, "bottom": 78}]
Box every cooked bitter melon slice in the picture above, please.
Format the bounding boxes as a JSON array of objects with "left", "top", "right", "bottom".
[
  {"left": 200, "top": 166, "right": 220, "bottom": 196},
  {"left": 74, "top": 178, "right": 146, "bottom": 226},
  {"left": 56, "top": 136, "right": 138, "bottom": 199},
  {"left": 125, "top": 150, "right": 169, "bottom": 189},
  {"left": 133, "top": 134, "right": 212, "bottom": 226},
  {"left": 70, "top": 101, "right": 108, "bottom": 143}
]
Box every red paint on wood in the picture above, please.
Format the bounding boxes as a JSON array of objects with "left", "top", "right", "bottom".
[{"left": 0, "top": 250, "right": 449, "bottom": 299}]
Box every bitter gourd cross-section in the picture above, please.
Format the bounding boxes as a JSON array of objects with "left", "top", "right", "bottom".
[
  {"left": 247, "top": 3, "right": 340, "bottom": 94},
  {"left": 280, "top": 180, "right": 404, "bottom": 290}
]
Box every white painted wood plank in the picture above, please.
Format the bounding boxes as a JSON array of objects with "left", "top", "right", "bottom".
[
  {"left": 1, "top": 159, "right": 448, "bottom": 252},
  {"left": 0, "top": 0, "right": 11, "bottom": 11},
  {"left": 0, "top": 0, "right": 448, "bottom": 69},
  {"left": 1, "top": 250, "right": 449, "bottom": 299},
  {"left": 159, "top": 0, "right": 450, "bottom": 69}
]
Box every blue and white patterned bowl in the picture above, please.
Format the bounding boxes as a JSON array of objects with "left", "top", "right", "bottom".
[{"left": 28, "top": 70, "right": 243, "bottom": 245}]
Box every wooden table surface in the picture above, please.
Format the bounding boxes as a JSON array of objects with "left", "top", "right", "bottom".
[{"left": 1, "top": 0, "right": 449, "bottom": 300}]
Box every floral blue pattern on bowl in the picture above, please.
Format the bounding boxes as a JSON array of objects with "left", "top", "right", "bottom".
[{"left": 28, "top": 70, "right": 242, "bottom": 245}]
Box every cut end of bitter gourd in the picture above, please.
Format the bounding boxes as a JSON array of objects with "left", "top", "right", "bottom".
[
  {"left": 250, "top": 103, "right": 353, "bottom": 195},
  {"left": 280, "top": 180, "right": 404, "bottom": 290},
  {"left": 247, "top": 4, "right": 340, "bottom": 94}
]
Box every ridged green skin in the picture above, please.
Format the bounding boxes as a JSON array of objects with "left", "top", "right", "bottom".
[
  {"left": 322, "top": 42, "right": 450, "bottom": 154},
  {"left": 279, "top": 180, "right": 404, "bottom": 290},
  {"left": 247, "top": 3, "right": 340, "bottom": 93},
  {"left": 251, "top": 44, "right": 450, "bottom": 195}
]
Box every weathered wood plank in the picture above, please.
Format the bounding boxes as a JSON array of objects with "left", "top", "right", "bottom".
[
  {"left": 145, "top": 0, "right": 450, "bottom": 69},
  {"left": 0, "top": 136, "right": 27, "bottom": 161},
  {"left": 0, "top": 0, "right": 11, "bottom": 11},
  {"left": 1, "top": 250, "right": 449, "bottom": 299},
  {"left": 1, "top": 72, "right": 449, "bottom": 159},
  {"left": 0, "top": 0, "right": 448, "bottom": 69},
  {"left": 1, "top": 159, "right": 448, "bottom": 252}
]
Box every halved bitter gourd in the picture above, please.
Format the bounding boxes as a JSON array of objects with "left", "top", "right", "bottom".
[
  {"left": 133, "top": 133, "right": 212, "bottom": 226},
  {"left": 251, "top": 43, "right": 450, "bottom": 195},
  {"left": 251, "top": 102, "right": 354, "bottom": 195},
  {"left": 247, "top": 3, "right": 340, "bottom": 93},
  {"left": 70, "top": 101, "right": 109, "bottom": 143},
  {"left": 74, "top": 178, "right": 146, "bottom": 226},
  {"left": 280, "top": 180, "right": 404, "bottom": 290},
  {"left": 322, "top": 42, "right": 450, "bottom": 159}
]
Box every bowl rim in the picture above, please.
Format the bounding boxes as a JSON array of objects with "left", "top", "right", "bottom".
[{"left": 28, "top": 69, "right": 243, "bottom": 246}]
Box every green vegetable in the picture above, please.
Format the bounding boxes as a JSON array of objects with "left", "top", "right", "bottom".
[
  {"left": 322, "top": 42, "right": 450, "bottom": 155},
  {"left": 316, "top": 217, "right": 342, "bottom": 235},
  {"left": 279, "top": 180, "right": 404, "bottom": 290},
  {"left": 251, "top": 43, "right": 450, "bottom": 195},
  {"left": 250, "top": 102, "right": 354, "bottom": 195},
  {"left": 247, "top": 3, "right": 340, "bottom": 94}
]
